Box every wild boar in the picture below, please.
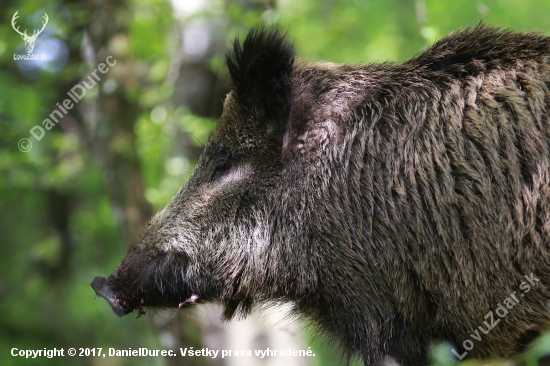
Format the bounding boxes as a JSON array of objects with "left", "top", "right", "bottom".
[{"left": 92, "top": 25, "right": 550, "bottom": 365}]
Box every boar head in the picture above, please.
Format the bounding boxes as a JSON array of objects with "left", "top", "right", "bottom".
[
  {"left": 91, "top": 25, "right": 395, "bottom": 366},
  {"left": 92, "top": 26, "right": 313, "bottom": 319}
]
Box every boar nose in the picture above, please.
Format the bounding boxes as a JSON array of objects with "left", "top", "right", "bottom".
[{"left": 91, "top": 276, "right": 132, "bottom": 317}]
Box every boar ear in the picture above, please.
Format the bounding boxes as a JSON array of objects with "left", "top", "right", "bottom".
[{"left": 226, "top": 25, "right": 295, "bottom": 135}]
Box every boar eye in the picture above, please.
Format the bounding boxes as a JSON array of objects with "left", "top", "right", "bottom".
[{"left": 211, "top": 158, "right": 231, "bottom": 181}]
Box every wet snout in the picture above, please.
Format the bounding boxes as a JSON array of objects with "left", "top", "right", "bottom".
[{"left": 91, "top": 276, "right": 133, "bottom": 317}]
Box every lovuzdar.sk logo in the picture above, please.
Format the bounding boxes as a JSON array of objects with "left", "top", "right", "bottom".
[{"left": 12, "top": 10, "right": 49, "bottom": 61}]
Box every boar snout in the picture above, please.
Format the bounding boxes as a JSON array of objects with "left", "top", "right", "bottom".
[
  {"left": 92, "top": 248, "right": 198, "bottom": 317},
  {"left": 91, "top": 276, "right": 133, "bottom": 317}
]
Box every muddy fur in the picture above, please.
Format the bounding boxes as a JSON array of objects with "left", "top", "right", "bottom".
[{"left": 92, "top": 25, "right": 550, "bottom": 365}]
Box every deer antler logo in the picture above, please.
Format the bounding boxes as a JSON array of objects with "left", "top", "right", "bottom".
[{"left": 11, "top": 11, "right": 49, "bottom": 54}]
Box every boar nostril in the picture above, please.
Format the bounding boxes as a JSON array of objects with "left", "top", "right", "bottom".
[{"left": 91, "top": 276, "right": 133, "bottom": 317}]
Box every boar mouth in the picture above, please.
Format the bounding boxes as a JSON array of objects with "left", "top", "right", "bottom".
[
  {"left": 92, "top": 250, "right": 197, "bottom": 317},
  {"left": 91, "top": 276, "right": 137, "bottom": 317}
]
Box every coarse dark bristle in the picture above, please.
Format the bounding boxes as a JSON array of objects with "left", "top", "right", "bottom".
[
  {"left": 226, "top": 25, "right": 295, "bottom": 125},
  {"left": 411, "top": 25, "right": 550, "bottom": 75}
]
